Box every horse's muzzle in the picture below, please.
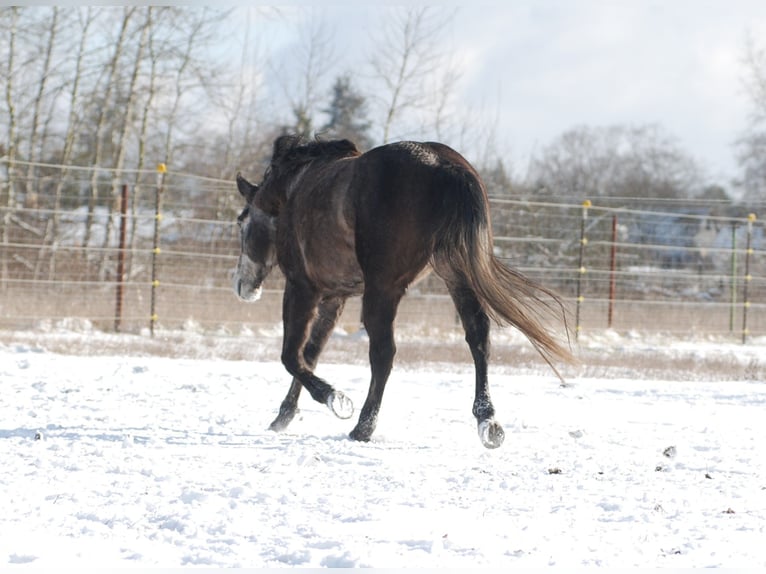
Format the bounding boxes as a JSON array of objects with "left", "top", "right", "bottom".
[{"left": 233, "top": 275, "right": 263, "bottom": 303}]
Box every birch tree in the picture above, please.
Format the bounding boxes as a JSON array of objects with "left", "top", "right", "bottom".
[
  {"left": 45, "top": 7, "right": 98, "bottom": 279},
  {"left": 24, "top": 7, "right": 59, "bottom": 209},
  {"left": 99, "top": 7, "right": 152, "bottom": 273},
  {"left": 82, "top": 7, "right": 136, "bottom": 250},
  {"left": 1, "top": 7, "right": 20, "bottom": 289}
]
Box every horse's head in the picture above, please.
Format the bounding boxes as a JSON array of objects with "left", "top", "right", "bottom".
[{"left": 233, "top": 173, "right": 277, "bottom": 302}]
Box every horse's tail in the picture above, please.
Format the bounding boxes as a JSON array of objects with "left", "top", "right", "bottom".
[{"left": 433, "top": 169, "right": 574, "bottom": 377}]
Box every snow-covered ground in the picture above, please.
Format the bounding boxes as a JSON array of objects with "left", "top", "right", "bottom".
[{"left": 1, "top": 326, "right": 765, "bottom": 568}]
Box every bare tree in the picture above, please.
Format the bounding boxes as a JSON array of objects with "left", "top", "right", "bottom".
[
  {"left": 428, "top": 54, "right": 462, "bottom": 142},
  {"left": 43, "top": 7, "right": 98, "bottom": 279},
  {"left": 273, "top": 9, "right": 337, "bottom": 138},
  {"left": 737, "top": 33, "right": 766, "bottom": 205},
  {"left": 527, "top": 124, "right": 702, "bottom": 204},
  {"left": 82, "top": 7, "right": 136, "bottom": 250},
  {"left": 99, "top": 7, "right": 152, "bottom": 272},
  {"left": 151, "top": 8, "right": 230, "bottom": 170},
  {"left": 367, "top": 7, "right": 454, "bottom": 143},
  {"left": 212, "top": 7, "right": 275, "bottom": 180},
  {"left": 24, "top": 7, "right": 60, "bottom": 209},
  {"left": 1, "top": 7, "right": 20, "bottom": 289},
  {"left": 127, "top": 6, "right": 162, "bottom": 257}
]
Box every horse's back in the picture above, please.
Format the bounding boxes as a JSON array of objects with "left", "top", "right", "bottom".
[{"left": 350, "top": 141, "right": 487, "bottom": 284}]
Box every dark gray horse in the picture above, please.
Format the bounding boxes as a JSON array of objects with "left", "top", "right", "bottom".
[{"left": 234, "top": 135, "right": 572, "bottom": 448}]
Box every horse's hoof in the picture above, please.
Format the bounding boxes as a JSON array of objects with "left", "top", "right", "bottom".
[
  {"left": 478, "top": 419, "right": 505, "bottom": 449},
  {"left": 326, "top": 390, "right": 354, "bottom": 419},
  {"left": 268, "top": 416, "right": 290, "bottom": 433},
  {"left": 349, "top": 426, "right": 372, "bottom": 442},
  {"left": 268, "top": 406, "right": 298, "bottom": 432}
]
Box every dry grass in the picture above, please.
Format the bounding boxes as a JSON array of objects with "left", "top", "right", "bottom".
[{"left": 2, "top": 319, "right": 762, "bottom": 384}]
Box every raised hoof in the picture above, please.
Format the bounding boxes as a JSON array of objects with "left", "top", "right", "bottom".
[
  {"left": 478, "top": 419, "right": 505, "bottom": 449},
  {"left": 326, "top": 390, "right": 354, "bottom": 419}
]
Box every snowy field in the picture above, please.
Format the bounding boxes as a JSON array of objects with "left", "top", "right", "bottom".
[{"left": 1, "top": 325, "right": 765, "bottom": 568}]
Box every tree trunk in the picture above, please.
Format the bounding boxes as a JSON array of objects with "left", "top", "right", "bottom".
[
  {"left": 100, "top": 7, "right": 149, "bottom": 280},
  {"left": 46, "top": 7, "right": 96, "bottom": 281},
  {"left": 129, "top": 7, "right": 159, "bottom": 266},
  {"left": 1, "top": 7, "right": 20, "bottom": 291},
  {"left": 82, "top": 7, "right": 135, "bottom": 254},
  {"left": 26, "top": 7, "right": 58, "bottom": 210}
]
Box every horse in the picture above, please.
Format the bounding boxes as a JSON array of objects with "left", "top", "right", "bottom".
[{"left": 234, "top": 135, "right": 573, "bottom": 448}]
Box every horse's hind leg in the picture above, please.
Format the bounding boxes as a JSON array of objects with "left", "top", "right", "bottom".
[
  {"left": 349, "top": 286, "right": 404, "bottom": 442},
  {"left": 269, "top": 296, "right": 347, "bottom": 432},
  {"left": 447, "top": 280, "right": 505, "bottom": 449}
]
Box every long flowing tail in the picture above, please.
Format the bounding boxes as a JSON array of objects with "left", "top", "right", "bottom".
[{"left": 435, "top": 173, "right": 574, "bottom": 377}]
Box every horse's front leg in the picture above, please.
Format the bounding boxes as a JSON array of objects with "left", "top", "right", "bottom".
[
  {"left": 279, "top": 282, "right": 353, "bottom": 419},
  {"left": 269, "top": 296, "right": 347, "bottom": 432},
  {"left": 448, "top": 281, "right": 505, "bottom": 449}
]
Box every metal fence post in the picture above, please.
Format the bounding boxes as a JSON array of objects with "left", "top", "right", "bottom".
[
  {"left": 114, "top": 183, "right": 128, "bottom": 332},
  {"left": 608, "top": 214, "right": 618, "bottom": 329},
  {"left": 742, "top": 213, "right": 756, "bottom": 344},
  {"left": 575, "top": 200, "right": 591, "bottom": 340},
  {"left": 729, "top": 222, "right": 737, "bottom": 333},
  {"left": 150, "top": 163, "right": 166, "bottom": 337}
]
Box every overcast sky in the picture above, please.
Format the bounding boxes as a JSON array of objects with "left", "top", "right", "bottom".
[
  {"left": 245, "top": 1, "right": 766, "bottom": 187},
  {"left": 452, "top": 0, "right": 766, "bottom": 185}
]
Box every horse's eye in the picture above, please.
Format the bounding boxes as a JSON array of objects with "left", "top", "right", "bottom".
[{"left": 237, "top": 208, "right": 249, "bottom": 227}]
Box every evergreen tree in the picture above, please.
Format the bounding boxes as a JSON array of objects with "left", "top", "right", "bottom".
[{"left": 321, "top": 74, "right": 373, "bottom": 150}]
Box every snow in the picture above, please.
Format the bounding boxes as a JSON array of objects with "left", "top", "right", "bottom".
[{"left": 1, "top": 326, "right": 765, "bottom": 568}]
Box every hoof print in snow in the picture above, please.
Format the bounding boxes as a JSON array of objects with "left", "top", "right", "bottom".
[
  {"left": 662, "top": 547, "right": 682, "bottom": 556},
  {"left": 662, "top": 445, "right": 676, "bottom": 458}
]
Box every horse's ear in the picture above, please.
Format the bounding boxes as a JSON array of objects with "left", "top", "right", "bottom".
[{"left": 236, "top": 172, "right": 258, "bottom": 204}]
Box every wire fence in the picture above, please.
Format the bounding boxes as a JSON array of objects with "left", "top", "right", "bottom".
[{"left": 1, "top": 159, "right": 764, "bottom": 343}]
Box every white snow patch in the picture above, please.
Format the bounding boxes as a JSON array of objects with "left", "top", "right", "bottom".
[{"left": 1, "top": 331, "right": 765, "bottom": 568}]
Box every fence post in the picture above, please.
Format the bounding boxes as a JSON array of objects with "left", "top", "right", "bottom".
[
  {"left": 150, "top": 163, "right": 166, "bottom": 337},
  {"left": 608, "top": 214, "right": 618, "bottom": 329},
  {"left": 114, "top": 184, "right": 128, "bottom": 332},
  {"left": 742, "top": 213, "right": 756, "bottom": 344},
  {"left": 729, "top": 222, "right": 738, "bottom": 333},
  {"left": 575, "top": 200, "right": 591, "bottom": 340}
]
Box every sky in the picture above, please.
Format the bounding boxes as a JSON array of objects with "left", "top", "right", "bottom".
[
  {"left": 451, "top": 0, "right": 766, "bottom": 185},
  {"left": 242, "top": 0, "right": 766, "bottom": 189}
]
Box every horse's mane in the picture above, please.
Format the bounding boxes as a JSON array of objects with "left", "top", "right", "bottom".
[{"left": 272, "top": 134, "right": 362, "bottom": 166}]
